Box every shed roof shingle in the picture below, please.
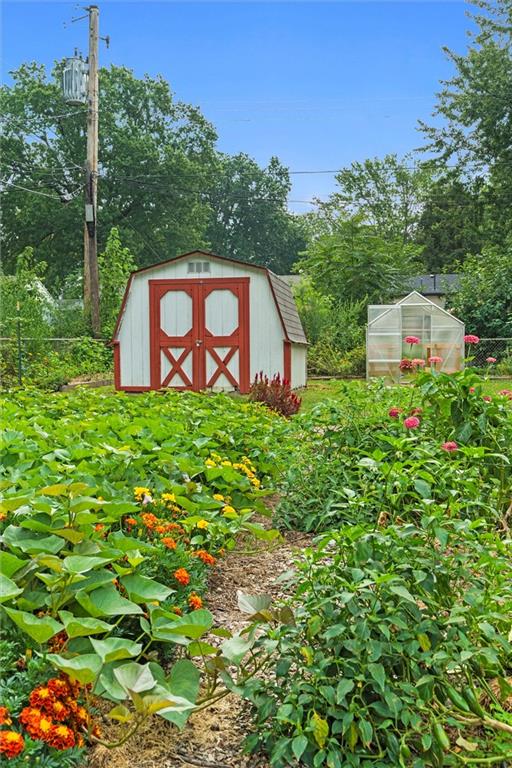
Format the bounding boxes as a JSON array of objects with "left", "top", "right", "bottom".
[{"left": 268, "top": 272, "right": 307, "bottom": 344}]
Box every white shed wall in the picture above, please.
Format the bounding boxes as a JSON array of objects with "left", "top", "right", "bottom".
[
  {"left": 117, "top": 255, "right": 286, "bottom": 389},
  {"left": 291, "top": 345, "right": 307, "bottom": 388}
]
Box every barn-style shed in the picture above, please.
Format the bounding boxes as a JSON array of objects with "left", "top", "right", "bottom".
[
  {"left": 112, "top": 250, "right": 307, "bottom": 393},
  {"left": 366, "top": 291, "right": 465, "bottom": 381}
]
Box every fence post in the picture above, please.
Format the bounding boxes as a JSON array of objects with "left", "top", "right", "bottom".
[{"left": 16, "top": 301, "right": 22, "bottom": 386}]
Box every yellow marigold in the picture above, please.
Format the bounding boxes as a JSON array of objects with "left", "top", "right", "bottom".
[
  {"left": 0, "top": 512, "right": 7, "bottom": 522},
  {"left": 205, "top": 458, "right": 216, "bottom": 467},
  {"left": 213, "top": 493, "right": 224, "bottom": 501},
  {"left": 196, "top": 519, "right": 209, "bottom": 529},
  {"left": 0, "top": 731, "right": 24, "bottom": 759},
  {"left": 134, "top": 486, "right": 151, "bottom": 501},
  {"left": 188, "top": 593, "right": 203, "bottom": 610},
  {"left": 161, "top": 492, "right": 176, "bottom": 504},
  {"left": 251, "top": 478, "right": 261, "bottom": 488},
  {"left": 221, "top": 460, "right": 232, "bottom": 467},
  {"left": 222, "top": 505, "right": 236, "bottom": 516}
]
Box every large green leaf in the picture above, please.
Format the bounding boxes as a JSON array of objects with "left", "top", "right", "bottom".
[
  {"left": 0, "top": 574, "right": 23, "bottom": 603},
  {"left": 120, "top": 573, "right": 173, "bottom": 603},
  {"left": 75, "top": 585, "right": 143, "bottom": 617},
  {"left": 113, "top": 662, "right": 156, "bottom": 694},
  {"left": 62, "top": 555, "right": 113, "bottom": 574},
  {"left": 2, "top": 525, "right": 65, "bottom": 555},
  {"left": 47, "top": 652, "right": 102, "bottom": 684},
  {"left": 3, "top": 607, "right": 63, "bottom": 643},
  {"left": 91, "top": 637, "right": 142, "bottom": 663},
  {"left": 151, "top": 609, "right": 214, "bottom": 643},
  {"left": 0, "top": 551, "right": 28, "bottom": 578},
  {"left": 58, "top": 610, "right": 112, "bottom": 638}
]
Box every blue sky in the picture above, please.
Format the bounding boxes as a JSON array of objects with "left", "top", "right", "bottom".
[{"left": 2, "top": 1, "right": 472, "bottom": 210}]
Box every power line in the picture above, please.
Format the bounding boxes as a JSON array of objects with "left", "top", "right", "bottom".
[{"left": 1, "top": 180, "right": 83, "bottom": 201}]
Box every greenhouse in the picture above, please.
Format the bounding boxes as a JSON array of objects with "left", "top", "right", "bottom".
[{"left": 366, "top": 291, "right": 465, "bottom": 381}]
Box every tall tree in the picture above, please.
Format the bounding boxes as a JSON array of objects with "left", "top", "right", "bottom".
[
  {"left": 419, "top": 0, "right": 512, "bottom": 247},
  {"left": 0, "top": 63, "right": 217, "bottom": 286},
  {"left": 205, "top": 153, "right": 306, "bottom": 273}
]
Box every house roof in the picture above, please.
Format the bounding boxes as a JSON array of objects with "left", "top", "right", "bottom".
[
  {"left": 404, "top": 273, "right": 460, "bottom": 296},
  {"left": 112, "top": 250, "right": 307, "bottom": 345}
]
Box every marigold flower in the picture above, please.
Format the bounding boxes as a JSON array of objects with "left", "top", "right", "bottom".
[
  {"left": 161, "top": 492, "right": 176, "bottom": 504},
  {"left": 193, "top": 549, "right": 216, "bottom": 566},
  {"left": 170, "top": 606, "right": 183, "bottom": 616},
  {"left": 134, "top": 486, "right": 151, "bottom": 501},
  {"left": 486, "top": 356, "right": 497, "bottom": 363},
  {"left": 441, "top": 441, "right": 458, "bottom": 452},
  {"left": 404, "top": 335, "right": 420, "bottom": 345},
  {"left": 388, "top": 407, "right": 402, "bottom": 418},
  {"left": 47, "top": 678, "right": 70, "bottom": 699},
  {"left": 125, "top": 517, "right": 138, "bottom": 527},
  {"left": 73, "top": 705, "right": 90, "bottom": 727},
  {"left": 428, "top": 355, "right": 443, "bottom": 364},
  {"left": 213, "top": 493, "right": 224, "bottom": 501},
  {"left": 29, "top": 686, "right": 55, "bottom": 712},
  {"left": 404, "top": 416, "right": 420, "bottom": 429},
  {"left": 174, "top": 568, "right": 190, "bottom": 586},
  {"left": 188, "top": 593, "right": 203, "bottom": 610},
  {"left": 196, "top": 519, "right": 209, "bottom": 529},
  {"left": 155, "top": 525, "right": 167, "bottom": 534},
  {"left": 464, "top": 334, "right": 480, "bottom": 344},
  {"left": 221, "top": 460, "right": 232, "bottom": 467},
  {"left": 205, "top": 458, "right": 216, "bottom": 467},
  {"left": 46, "top": 723, "right": 76, "bottom": 750},
  {"left": 20, "top": 708, "right": 53, "bottom": 740},
  {"left": 50, "top": 699, "right": 69, "bottom": 722},
  {"left": 161, "top": 536, "right": 177, "bottom": 549},
  {"left": 0, "top": 731, "right": 24, "bottom": 759},
  {"left": 94, "top": 523, "right": 105, "bottom": 532},
  {"left": 251, "top": 477, "right": 261, "bottom": 487},
  {"left": 0, "top": 512, "right": 6, "bottom": 521},
  {"left": 0, "top": 707, "right": 11, "bottom": 726},
  {"left": 141, "top": 512, "right": 158, "bottom": 529},
  {"left": 222, "top": 505, "right": 236, "bottom": 516}
]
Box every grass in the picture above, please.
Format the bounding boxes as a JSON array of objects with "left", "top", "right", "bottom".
[{"left": 298, "top": 377, "right": 512, "bottom": 412}]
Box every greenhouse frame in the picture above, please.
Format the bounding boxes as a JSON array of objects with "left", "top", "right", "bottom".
[{"left": 366, "top": 291, "right": 465, "bottom": 381}]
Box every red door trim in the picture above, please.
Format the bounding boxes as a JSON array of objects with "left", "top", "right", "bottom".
[
  {"left": 284, "top": 341, "right": 292, "bottom": 384},
  {"left": 149, "top": 278, "right": 250, "bottom": 392}
]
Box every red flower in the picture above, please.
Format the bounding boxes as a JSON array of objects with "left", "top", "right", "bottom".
[
  {"left": 404, "top": 336, "right": 420, "bottom": 345},
  {"left": 0, "top": 707, "right": 11, "bottom": 726},
  {"left": 486, "top": 357, "right": 496, "bottom": 363},
  {"left": 46, "top": 724, "right": 76, "bottom": 750},
  {"left": 399, "top": 358, "right": 414, "bottom": 371},
  {"left": 404, "top": 416, "right": 420, "bottom": 429},
  {"left": 388, "top": 407, "right": 402, "bottom": 419},
  {"left": 174, "top": 568, "right": 190, "bottom": 586},
  {"left": 50, "top": 699, "right": 69, "bottom": 722},
  {"left": 464, "top": 334, "right": 480, "bottom": 344},
  {"left": 0, "top": 731, "right": 24, "bottom": 759},
  {"left": 47, "top": 678, "right": 71, "bottom": 699},
  {"left": 29, "top": 686, "right": 55, "bottom": 712},
  {"left": 441, "top": 441, "right": 458, "bottom": 452},
  {"left": 483, "top": 395, "right": 492, "bottom": 402}
]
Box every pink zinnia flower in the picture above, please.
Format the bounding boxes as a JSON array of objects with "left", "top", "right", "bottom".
[
  {"left": 410, "top": 407, "right": 423, "bottom": 416},
  {"left": 498, "top": 389, "right": 512, "bottom": 398},
  {"left": 428, "top": 356, "right": 442, "bottom": 364},
  {"left": 486, "top": 357, "right": 496, "bottom": 364},
  {"left": 464, "top": 334, "right": 480, "bottom": 344},
  {"left": 441, "top": 441, "right": 458, "bottom": 452},
  {"left": 399, "top": 358, "right": 414, "bottom": 371},
  {"left": 404, "top": 416, "right": 420, "bottom": 429},
  {"left": 469, "top": 386, "right": 476, "bottom": 393},
  {"left": 483, "top": 395, "right": 492, "bottom": 402},
  {"left": 404, "top": 336, "right": 420, "bottom": 345},
  {"left": 412, "top": 358, "right": 426, "bottom": 368},
  {"left": 388, "top": 407, "right": 402, "bottom": 419}
]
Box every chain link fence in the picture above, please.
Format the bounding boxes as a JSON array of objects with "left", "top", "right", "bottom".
[
  {"left": 467, "top": 338, "right": 512, "bottom": 375},
  {"left": 0, "top": 336, "right": 113, "bottom": 389}
]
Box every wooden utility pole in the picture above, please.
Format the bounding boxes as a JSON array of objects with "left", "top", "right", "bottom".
[{"left": 84, "top": 5, "right": 101, "bottom": 336}]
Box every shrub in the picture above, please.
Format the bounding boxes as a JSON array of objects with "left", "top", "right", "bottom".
[
  {"left": 338, "top": 344, "right": 366, "bottom": 377},
  {"left": 249, "top": 373, "right": 301, "bottom": 416},
  {"left": 242, "top": 520, "right": 512, "bottom": 767}
]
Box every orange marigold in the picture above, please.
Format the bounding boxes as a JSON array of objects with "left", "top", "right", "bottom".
[
  {"left": 154, "top": 525, "right": 167, "bottom": 534},
  {"left": 29, "top": 686, "right": 55, "bottom": 712},
  {"left": 0, "top": 730, "right": 24, "bottom": 759},
  {"left": 170, "top": 605, "right": 183, "bottom": 616},
  {"left": 19, "top": 707, "right": 53, "bottom": 740},
  {"left": 161, "top": 537, "right": 177, "bottom": 549},
  {"left": 188, "top": 593, "right": 203, "bottom": 610},
  {"left": 50, "top": 699, "right": 69, "bottom": 722},
  {"left": 173, "top": 568, "right": 190, "bottom": 586},
  {"left": 125, "top": 517, "right": 138, "bottom": 527},
  {"left": 73, "top": 705, "right": 90, "bottom": 727},
  {"left": 193, "top": 549, "right": 216, "bottom": 566},
  {"left": 141, "top": 512, "right": 158, "bottom": 529},
  {"left": 46, "top": 724, "right": 76, "bottom": 750},
  {"left": 47, "top": 678, "right": 70, "bottom": 699},
  {"left": 0, "top": 706, "right": 11, "bottom": 726}
]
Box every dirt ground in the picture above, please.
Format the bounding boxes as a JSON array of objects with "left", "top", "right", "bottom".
[{"left": 89, "top": 528, "right": 312, "bottom": 768}]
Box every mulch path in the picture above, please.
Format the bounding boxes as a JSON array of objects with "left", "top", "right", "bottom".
[{"left": 89, "top": 526, "right": 312, "bottom": 768}]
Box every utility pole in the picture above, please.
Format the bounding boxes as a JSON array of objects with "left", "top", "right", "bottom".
[{"left": 84, "top": 5, "right": 101, "bottom": 336}]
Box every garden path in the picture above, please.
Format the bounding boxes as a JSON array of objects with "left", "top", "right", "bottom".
[{"left": 91, "top": 525, "right": 312, "bottom": 768}]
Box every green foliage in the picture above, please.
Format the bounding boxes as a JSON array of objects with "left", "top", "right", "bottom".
[
  {"left": 295, "top": 214, "right": 421, "bottom": 305},
  {"left": 446, "top": 238, "right": 512, "bottom": 337},
  {"left": 243, "top": 519, "right": 512, "bottom": 767},
  {"left": 98, "top": 228, "right": 136, "bottom": 336},
  {"left": 0, "top": 247, "right": 52, "bottom": 340}
]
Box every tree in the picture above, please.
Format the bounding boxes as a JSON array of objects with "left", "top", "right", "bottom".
[
  {"left": 315, "top": 154, "right": 433, "bottom": 244},
  {"left": 419, "top": 0, "right": 512, "bottom": 247},
  {"left": 97, "top": 228, "right": 136, "bottom": 336},
  {"left": 0, "top": 63, "right": 218, "bottom": 286},
  {"left": 295, "top": 214, "right": 422, "bottom": 306},
  {"left": 205, "top": 153, "right": 306, "bottom": 273},
  {"left": 446, "top": 237, "right": 512, "bottom": 337}
]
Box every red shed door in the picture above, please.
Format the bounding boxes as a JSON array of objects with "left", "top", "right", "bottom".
[{"left": 149, "top": 278, "right": 249, "bottom": 392}]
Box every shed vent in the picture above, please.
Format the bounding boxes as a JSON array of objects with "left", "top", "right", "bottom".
[{"left": 187, "top": 261, "right": 211, "bottom": 274}]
